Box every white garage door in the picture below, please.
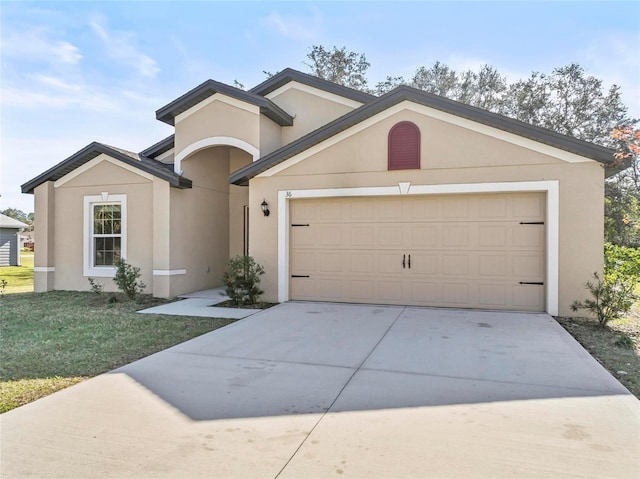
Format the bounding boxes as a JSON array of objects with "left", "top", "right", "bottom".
[{"left": 289, "top": 193, "right": 546, "bottom": 311}]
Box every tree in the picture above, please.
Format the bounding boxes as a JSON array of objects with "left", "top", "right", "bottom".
[
  {"left": 373, "top": 75, "right": 406, "bottom": 96},
  {"left": 304, "top": 45, "right": 370, "bottom": 91},
  {"left": 605, "top": 124, "right": 640, "bottom": 247},
  {"left": 411, "top": 61, "right": 457, "bottom": 97}
]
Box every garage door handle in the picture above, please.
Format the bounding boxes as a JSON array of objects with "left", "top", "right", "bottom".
[
  {"left": 408, "top": 254, "right": 411, "bottom": 269},
  {"left": 519, "top": 281, "right": 544, "bottom": 285},
  {"left": 402, "top": 254, "right": 406, "bottom": 269}
]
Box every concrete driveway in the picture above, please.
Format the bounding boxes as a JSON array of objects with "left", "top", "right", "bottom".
[{"left": 2, "top": 303, "right": 639, "bottom": 478}]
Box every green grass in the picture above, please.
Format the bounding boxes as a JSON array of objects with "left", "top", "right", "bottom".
[
  {"left": 0, "top": 291, "right": 234, "bottom": 413},
  {"left": 1, "top": 252, "right": 34, "bottom": 294}
]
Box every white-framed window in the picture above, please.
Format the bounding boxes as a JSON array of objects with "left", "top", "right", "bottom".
[{"left": 83, "top": 194, "right": 127, "bottom": 277}]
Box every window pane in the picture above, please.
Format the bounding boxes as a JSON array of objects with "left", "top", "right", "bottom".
[
  {"left": 94, "top": 205, "right": 121, "bottom": 234},
  {"left": 94, "top": 233, "right": 122, "bottom": 266}
]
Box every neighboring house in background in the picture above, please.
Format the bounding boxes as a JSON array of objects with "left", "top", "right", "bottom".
[
  {"left": 22, "top": 69, "right": 618, "bottom": 316},
  {"left": 21, "top": 228, "right": 35, "bottom": 251},
  {"left": 0, "top": 214, "right": 28, "bottom": 266}
]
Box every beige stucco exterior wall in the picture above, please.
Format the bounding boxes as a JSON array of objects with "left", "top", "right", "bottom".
[
  {"left": 229, "top": 150, "right": 251, "bottom": 258},
  {"left": 174, "top": 96, "right": 260, "bottom": 156},
  {"left": 52, "top": 159, "right": 154, "bottom": 293},
  {"left": 268, "top": 85, "right": 360, "bottom": 145},
  {"left": 164, "top": 147, "right": 251, "bottom": 297},
  {"left": 247, "top": 108, "right": 605, "bottom": 317},
  {"left": 33, "top": 182, "right": 55, "bottom": 291},
  {"left": 260, "top": 116, "right": 283, "bottom": 156}
]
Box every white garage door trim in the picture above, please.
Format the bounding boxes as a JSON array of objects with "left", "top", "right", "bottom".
[{"left": 278, "top": 180, "right": 559, "bottom": 315}]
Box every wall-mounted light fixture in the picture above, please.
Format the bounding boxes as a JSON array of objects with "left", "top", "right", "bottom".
[{"left": 261, "top": 199, "right": 270, "bottom": 217}]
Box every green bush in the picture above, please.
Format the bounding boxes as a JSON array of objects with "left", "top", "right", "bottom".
[
  {"left": 113, "top": 259, "right": 146, "bottom": 301},
  {"left": 222, "top": 255, "right": 265, "bottom": 306},
  {"left": 604, "top": 243, "right": 640, "bottom": 285},
  {"left": 571, "top": 271, "right": 638, "bottom": 327}
]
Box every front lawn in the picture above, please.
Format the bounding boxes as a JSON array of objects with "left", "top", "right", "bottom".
[
  {"left": 1, "top": 252, "right": 34, "bottom": 294},
  {"left": 0, "top": 291, "right": 234, "bottom": 413}
]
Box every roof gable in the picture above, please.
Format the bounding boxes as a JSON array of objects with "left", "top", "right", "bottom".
[
  {"left": 21, "top": 142, "right": 192, "bottom": 194},
  {"left": 141, "top": 135, "right": 174, "bottom": 159},
  {"left": 250, "top": 68, "right": 375, "bottom": 104},
  {"left": 230, "top": 85, "right": 618, "bottom": 185},
  {"left": 156, "top": 80, "right": 294, "bottom": 127}
]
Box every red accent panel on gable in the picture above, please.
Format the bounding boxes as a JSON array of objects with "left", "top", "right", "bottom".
[{"left": 388, "top": 121, "right": 420, "bottom": 170}]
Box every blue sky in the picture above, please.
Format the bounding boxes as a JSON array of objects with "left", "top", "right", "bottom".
[{"left": 2, "top": 1, "right": 639, "bottom": 213}]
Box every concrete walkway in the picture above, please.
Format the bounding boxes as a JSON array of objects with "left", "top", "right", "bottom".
[
  {"left": 2, "top": 303, "right": 639, "bottom": 478},
  {"left": 138, "top": 287, "right": 262, "bottom": 319}
]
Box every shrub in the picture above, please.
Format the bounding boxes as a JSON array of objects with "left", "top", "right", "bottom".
[
  {"left": 87, "top": 277, "right": 104, "bottom": 295},
  {"left": 604, "top": 243, "right": 640, "bottom": 285},
  {"left": 571, "top": 272, "right": 638, "bottom": 327},
  {"left": 113, "top": 259, "right": 146, "bottom": 301},
  {"left": 222, "top": 255, "right": 265, "bottom": 306}
]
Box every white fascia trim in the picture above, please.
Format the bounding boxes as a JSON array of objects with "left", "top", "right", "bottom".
[
  {"left": 259, "top": 101, "right": 592, "bottom": 178},
  {"left": 34, "top": 267, "right": 55, "bottom": 272},
  {"left": 152, "top": 269, "right": 187, "bottom": 276},
  {"left": 55, "top": 154, "right": 154, "bottom": 188},
  {"left": 277, "top": 180, "right": 559, "bottom": 316},
  {"left": 265, "top": 81, "right": 364, "bottom": 109},
  {"left": 175, "top": 93, "right": 260, "bottom": 124},
  {"left": 83, "top": 194, "right": 127, "bottom": 278},
  {"left": 175, "top": 136, "right": 260, "bottom": 174}
]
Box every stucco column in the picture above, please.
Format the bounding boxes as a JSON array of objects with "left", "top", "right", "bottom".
[
  {"left": 151, "top": 179, "right": 172, "bottom": 298},
  {"left": 33, "top": 182, "right": 55, "bottom": 291}
]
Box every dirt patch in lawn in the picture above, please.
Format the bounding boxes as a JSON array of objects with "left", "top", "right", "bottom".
[{"left": 556, "top": 309, "right": 639, "bottom": 398}]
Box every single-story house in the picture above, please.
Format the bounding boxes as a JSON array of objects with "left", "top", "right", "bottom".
[
  {"left": 0, "top": 214, "right": 29, "bottom": 266},
  {"left": 22, "top": 68, "right": 618, "bottom": 316}
]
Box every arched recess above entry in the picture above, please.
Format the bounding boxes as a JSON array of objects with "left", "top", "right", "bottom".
[{"left": 174, "top": 136, "right": 260, "bottom": 174}]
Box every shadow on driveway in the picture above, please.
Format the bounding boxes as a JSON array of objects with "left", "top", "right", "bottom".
[{"left": 113, "top": 302, "right": 631, "bottom": 421}]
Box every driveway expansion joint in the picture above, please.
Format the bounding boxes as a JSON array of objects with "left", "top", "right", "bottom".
[{"left": 274, "top": 306, "right": 407, "bottom": 479}]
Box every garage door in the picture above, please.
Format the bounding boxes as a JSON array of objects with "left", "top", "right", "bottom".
[{"left": 289, "top": 193, "right": 546, "bottom": 311}]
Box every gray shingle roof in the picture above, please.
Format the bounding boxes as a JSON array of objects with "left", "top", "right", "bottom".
[
  {"left": 250, "top": 68, "right": 376, "bottom": 104},
  {"left": 156, "top": 80, "right": 294, "bottom": 126},
  {"left": 230, "top": 85, "right": 618, "bottom": 186},
  {"left": 21, "top": 142, "right": 192, "bottom": 194},
  {"left": 0, "top": 213, "right": 28, "bottom": 229},
  {"left": 141, "top": 135, "right": 175, "bottom": 158}
]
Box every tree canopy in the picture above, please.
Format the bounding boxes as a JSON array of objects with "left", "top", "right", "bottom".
[{"left": 303, "top": 45, "right": 638, "bottom": 246}]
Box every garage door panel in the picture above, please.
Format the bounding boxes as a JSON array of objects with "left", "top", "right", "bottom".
[
  {"left": 350, "top": 226, "right": 376, "bottom": 246},
  {"left": 478, "top": 284, "right": 508, "bottom": 307},
  {"left": 513, "top": 284, "right": 545, "bottom": 309},
  {"left": 291, "top": 251, "right": 315, "bottom": 273},
  {"left": 478, "top": 255, "right": 508, "bottom": 277},
  {"left": 442, "top": 198, "right": 470, "bottom": 218},
  {"left": 513, "top": 195, "right": 545, "bottom": 218},
  {"left": 290, "top": 193, "right": 546, "bottom": 311},
  {"left": 442, "top": 255, "right": 470, "bottom": 275},
  {"left": 376, "top": 281, "right": 403, "bottom": 302},
  {"left": 409, "top": 281, "right": 439, "bottom": 303},
  {"left": 479, "top": 225, "right": 508, "bottom": 247},
  {"left": 443, "top": 225, "right": 470, "bottom": 247},
  {"left": 411, "top": 225, "right": 438, "bottom": 247},
  {"left": 442, "top": 283, "right": 470, "bottom": 304},
  {"left": 513, "top": 255, "right": 544, "bottom": 278},
  {"left": 350, "top": 254, "right": 375, "bottom": 273}
]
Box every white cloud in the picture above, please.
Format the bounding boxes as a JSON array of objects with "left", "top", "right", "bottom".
[
  {"left": 261, "top": 8, "right": 323, "bottom": 40},
  {"left": 1, "top": 28, "right": 82, "bottom": 65},
  {"left": 89, "top": 16, "right": 160, "bottom": 78}
]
